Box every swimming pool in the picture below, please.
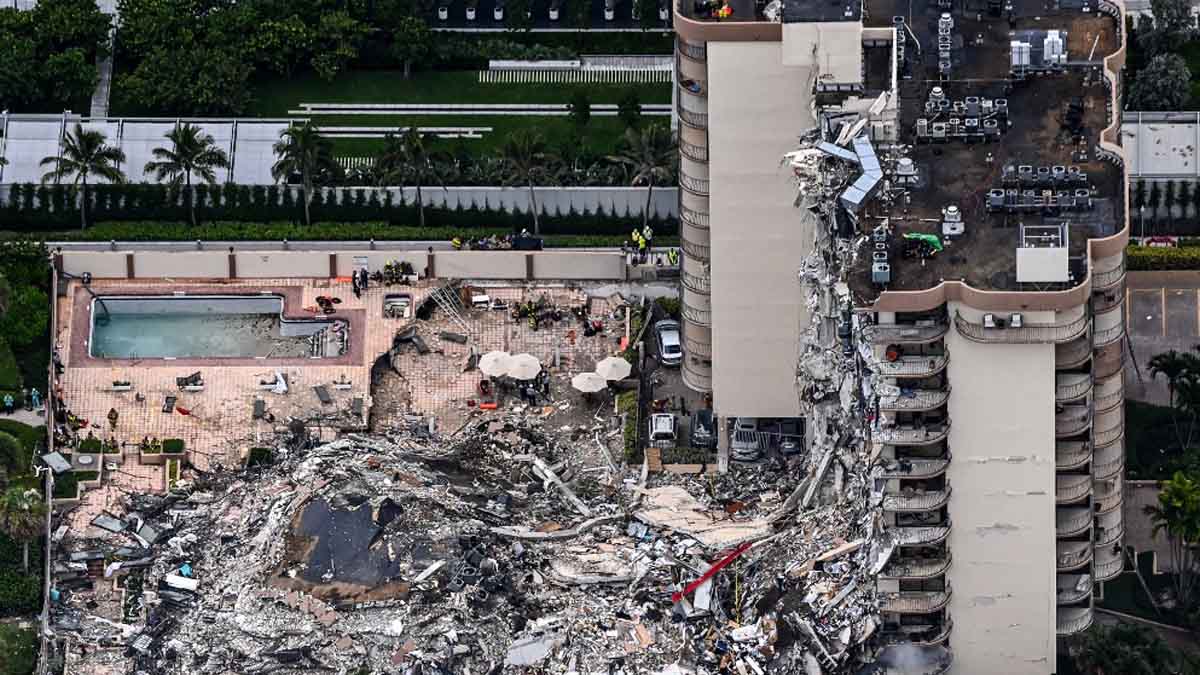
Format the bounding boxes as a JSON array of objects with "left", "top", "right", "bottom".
[{"left": 89, "top": 295, "right": 344, "bottom": 359}]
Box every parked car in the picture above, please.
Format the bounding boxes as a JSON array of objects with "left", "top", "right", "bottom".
[
  {"left": 648, "top": 413, "right": 677, "bottom": 449},
  {"left": 730, "top": 417, "right": 763, "bottom": 462},
  {"left": 655, "top": 320, "right": 683, "bottom": 367},
  {"left": 780, "top": 419, "right": 803, "bottom": 455},
  {"left": 691, "top": 409, "right": 716, "bottom": 449}
]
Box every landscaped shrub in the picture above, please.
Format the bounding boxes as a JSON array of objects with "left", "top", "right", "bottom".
[
  {"left": 0, "top": 432, "right": 25, "bottom": 477},
  {"left": 52, "top": 470, "right": 98, "bottom": 499},
  {"left": 78, "top": 437, "right": 103, "bottom": 454},
  {"left": 1127, "top": 245, "right": 1200, "bottom": 270},
  {"left": 161, "top": 438, "right": 185, "bottom": 454}
]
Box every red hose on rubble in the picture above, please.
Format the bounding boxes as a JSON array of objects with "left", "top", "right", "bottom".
[{"left": 671, "top": 541, "right": 753, "bottom": 603}]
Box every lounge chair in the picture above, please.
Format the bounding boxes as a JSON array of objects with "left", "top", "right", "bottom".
[
  {"left": 313, "top": 386, "right": 333, "bottom": 405},
  {"left": 162, "top": 396, "right": 177, "bottom": 413},
  {"left": 253, "top": 399, "right": 266, "bottom": 420}
]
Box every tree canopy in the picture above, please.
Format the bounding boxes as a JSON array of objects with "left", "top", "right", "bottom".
[
  {"left": 0, "top": 0, "right": 110, "bottom": 111},
  {"left": 1128, "top": 53, "right": 1192, "bottom": 111}
]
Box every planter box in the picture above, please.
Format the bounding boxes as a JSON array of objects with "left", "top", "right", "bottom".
[{"left": 139, "top": 451, "right": 186, "bottom": 466}]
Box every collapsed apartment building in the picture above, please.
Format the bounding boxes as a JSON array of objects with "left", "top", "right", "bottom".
[{"left": 677, "top": 0, "right": 1128, "bottom": 671}]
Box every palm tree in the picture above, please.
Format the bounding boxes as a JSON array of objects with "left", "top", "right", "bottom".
[
  {"left": 271, "top": 122, "right": 339, "bottom": 227},
  {"left": 1150, "top": 349, "right": 1192, "bottom": 407},
  {"left": 1179, "top": 181, "right": 1192, "bottom": 222},
  {"left": 39, "top": 123, "right": 126, "bottom": 230},
  {"left": 144, "top": 123, "right": 231, "bottom": 227},
  {"left": 0, "top": 487, "right": 46, "bottom": 572},
  {"left": 607, "top": 124, "right": 677, "bottom": 230},
  {"left": 374, "top": 128, "right": 446, "bottom": 228},
  {"left": 496, "top": 129, "right": 560, "bottom": 235},
  {"left": 1144, "top": 471, "right": 1200, "bottom": 607}
]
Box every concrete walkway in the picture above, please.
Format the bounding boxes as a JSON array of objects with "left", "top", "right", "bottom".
[{"left": 0, "top": 408, "right": 46, "bottom": 427}]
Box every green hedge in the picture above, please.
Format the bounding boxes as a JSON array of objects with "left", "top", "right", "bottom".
[
  {"left": 0, "top": 340, "right": 20, "bottom": 393},
  {"left": 1, "top": 183, "right": 679, "bottom": 237},
  {"left": 52, "top": 470, "right": 98, "bottom": 499},
  {"left": 78, "top": 437, "right": 102, "bottom": 454},
  {"left": 1127, "top": 245, "right": 1200, "bottom": 270},
  {"left": 161, "top": 439, "right": 185, "bottom": 454}
]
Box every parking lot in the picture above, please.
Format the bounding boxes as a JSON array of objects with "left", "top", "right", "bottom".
[{"left": 1126, "top": 272, "right": 1200, "bottom": 405}]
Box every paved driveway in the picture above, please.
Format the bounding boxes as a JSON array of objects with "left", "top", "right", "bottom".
[{"left": 1126, "top": 272, "right": 1200, "bottom": 405}]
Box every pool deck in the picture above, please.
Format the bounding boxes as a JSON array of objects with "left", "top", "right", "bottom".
[{"left": 54, "top": 276, "right": 626, "bottom": 537}]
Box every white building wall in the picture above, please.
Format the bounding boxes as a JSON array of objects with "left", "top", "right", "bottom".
[
  {"left": 705, "top": 42, "right": 816, "bottom": 419},
  {"left": 944, "top": 303, "right": 1057, "bottom": 675}
]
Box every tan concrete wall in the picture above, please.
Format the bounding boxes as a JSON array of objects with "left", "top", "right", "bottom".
[
  {"left": 945, "top": 300, "right": 1057, "bottom": 675},
  {"left": 134, "top": 252, "right": 228, "bottom": 279},
  {"left": 531, "top": 252, "right": 625, "bottom": 280},
  {"left": 334, "top": 252, "right": 429, "bottom": 276},
  {"left": 707, "top": 41, "right": 815, "bottom": 419},
  {"left": 434, "top": 251, "right": 528, "bottom": 280},
  {"left": 62, "top": 252, "right": 128, "bottom": 278},
  {"left": 234, "top": 252, "right": 330, "bottom": 278}
]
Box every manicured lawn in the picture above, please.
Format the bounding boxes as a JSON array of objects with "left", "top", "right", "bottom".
[
  {"left": 322, "top": 115, "right": 651, "bottom": 158},
  {"left": 248, "top": 69, "right": 671, "bottom": 116},
  {"left": 0, "top": 624, "right": 37, "bottom": 675}
]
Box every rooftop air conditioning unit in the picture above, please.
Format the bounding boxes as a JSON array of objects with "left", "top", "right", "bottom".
[
  {"left": 1010, "top": 313, "right": 1023, "bottom": 328},
  {"left": 983, "top": 313, "right": 997, "bottom": 328}
]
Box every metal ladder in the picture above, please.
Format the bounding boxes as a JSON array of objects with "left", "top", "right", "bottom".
[{"left": 429, "top": 281, "right": 471, "bottom": 334}]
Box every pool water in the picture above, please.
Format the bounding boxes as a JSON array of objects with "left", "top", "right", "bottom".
[{"left": 89, "top": 296, "right": 338, "bottom": 359}]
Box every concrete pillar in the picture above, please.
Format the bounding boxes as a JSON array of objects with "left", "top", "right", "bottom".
[
  {"left": 125, "top": 253, "right": 134, "bottom": 279},
  {"left": 328, "top": 253, "right": 337, "bottom": 278},
  {"left": 228, "top": 249, "right": 237, "bottom": 279}
]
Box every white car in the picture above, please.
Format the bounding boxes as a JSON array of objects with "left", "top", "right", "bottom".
[
  {"left": 648, "top": 413, "right": 677, "bottom": 449},
  {"left": 655, "top": 320, "right": 683, "bottom": 367}
]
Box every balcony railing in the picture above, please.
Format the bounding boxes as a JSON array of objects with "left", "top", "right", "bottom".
[
  {"left": 1057, "top": 541, "right": 1093, "bottom": 571},
  {"left": 679, "top": 138, "right": 708, "bottom": 162},
  {"left": 680, "top": 236, "right": 710, "bottom": 262},
  {"left": 1057, "top": 441, "right": 1091, "bottom": 471},
  {"left": 1096, "top": 507, "right": 1124, "bottom": 548},
  {"left": 1057, "top": 507, "right": 1092, "bottom": 538},
  {"left": 1095, "top": 477, "right": 1123, "bottom": 514},
  {"left": 1091, "top": 259, "right": 1125, "bottom": 290},
  {"left": 884, "top": 487, "right": 953, "bottom": 512},
  {"left": 893, "top": 523, "right": 953, "bottom": 547},
  {"left": 879, "top": 617, "right": 953, "bottom": 646},
  {"left": 1095, "top": 546, "right": 1123, "bottom": 582},
  {"left": 954, "top": 311, "right": 1089, "bottom": 344},
  {"left": 682, "top": 270, "right": 710, "bottom": 294},
  {"left": 681, "top": 298, "right": 710, "bottom": 326},
  {"left": 676, "top": 37, "right": 707, "bottom": 62},
  {"left": 880, "top": 584, "right": 953, "bottom": 614},
  {"left": 873, "top": 353, "right": 949, "bottom": 378},
  {"left": 1057, "top": 607, "right": 1094, "bottom": 636},
  {"left": 1056, "top": 374, "right": 1093, "bottom": 403},
  {"left": 684, "top": 333, "right": 711, "bottom": 358},
  {"left": 1094, "top": 385, "right": 1124, "bottom": 414},
  {"left": 1057, "top": 474, "right": 1092, "bottom": 504},
  {"left": 879, "top": 389, "right": 951, "bottom": 412},
  {"left": 882, "top": 458, "right": 950, "bottom": 479},
  {"left": 1056, "top": 406, "right": 1093, "bottom": 438},
  {"left": 1056, "top": 574, "right": 1093, "bottom": 605},
  {"left": 1093, "top": 320, "right": 1124, "bottom": 348},
  {"left": 881, "top": 554, "right": 952, "bottom": 580},
  {"left": 1056, "top": 334, "right": 1093, "bottom": 369},
  {"left": 679, "top": 171, "right": 710, "bottom": 196},
  {"left": 1094, "top": 441, "right": 1124, "bottom": 480},
  {"left": 866, "top": 321, "right": 949, "bottom": 344},
  {"left": 1093, "top": 279, "right": 1126, "bottom": 314},
  {"left": 681, "top": 356, "right": 712, "bottom": 393},
  {"left": 679, "top": 204, "right": 709, "bottom": 229},
  {"left": 874, "top": 422, "right": 951, "bottom": 446},
  {"left": 677, "top": 100, "right": 708, "bottom": 129},
  {"left": 1094, "top": 409, "right": 1124, "bottom": 448}
]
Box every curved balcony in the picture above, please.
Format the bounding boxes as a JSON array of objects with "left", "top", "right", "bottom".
[
  {"left": 875, "top": 422, "right": 951, "bottom": 446},
  {"left": 1094, "top": 380, "right": 1124, "bottom": 414},
  {"left": 880, "top": 617, "right": 953, "bottom": 646},
  {"left": 1093, "top": 408, "right": 1123, "bottom": 448},
  {"left": 676, "top": 37, "right": 707, "bottom": 62},
  {"left": 875, "top": 645, "right": 953, "bottom": 675},
  {"left": 1057, "top": 574, "right": 1093, "bottom": 605},
  {"left": 1057, "top": 507, "right": 1092, "bottom": 538},
  {"left": 679, "top": 204, "right": 709, "bottom": 230},
  {"left": 1093, "top": 318, "right": 1125, "bottom": 349},
  {"left": 679, "top": 137, "right": 708, "bottom": 163},
  {"left": 681, "top": 355, "right": 712, "bottom": 393},
  {"left": 1056, "top": 373, "right": 1093, "bottom": 403},
  {"left": 1056, "top": 473, "right": 1092, "bottom": 504},
  {"left": 1057, "top": 540, "right": 1093, "bottom": 572},
  {"left": 1093, "top": 439, "right": 1124, "bottom": 481},
  {"left": 1057, "top": 606, "right": 1094, "bottom": 636},
  {"left": 682, "top": 270, "right": 710, "bottom": 294},
  {"left": 683, "top": 331, "right": 711, "bottom": 359},
  {"left": 866, "top": 322, "right": 949, "bottom": 345},
  {"left": 1093, "top": 340, "right": 1126, "bottom": 380},
  {"left": 873, "top": 353, "right": 949, "bottom": 378},
  {"left": 1091, "top": 257, "right": 1125, "bottom": 291},
  {"left": 1056, "top": 405, "right": 1093, "bottom": 438},
  {"left": 1096, "top": 507, "right": 1124, "bottom": 548},
  {"left": 1095, "top": 476, "right": 1123, "bottom": 514},
  {"left": 954, "top": 310, "right": 1089, "bottom": 344},
  {"left": 879, "top": 389, "right": 951, "bottom": 412},
  {"left": 880, "top": 584, "right": 953, "bottom": 614},
  {"left": 881, "top": 554, "right": 952, "bottom": 580},
  {"left": 884, "top": 487, "right": 952, "bottom": 512},
  {"left": 1093, "top": 279, "right": 1126, "bottom": 314},
  {"left": 677, "top": 100, "right": 708, "bottom": 129},
  {"left": 680, "top": 236, "right": 710, "bottom": 262},
  {"left": 1057, "top": 333, "right": 1093, "bottom": 370},
  {"left": 679, "top": 170, "right": 710, "bottom": 197},
  {"left": 681, "top": 298, "right": 710, "bottom": 326},
  {"left": 1057, "top": 441, "right": 1092, "bottom": 471},
  {"left": 1095, "top": 544, "right": 1123, "bottom": 582},
  {"left": 882, "top": 458, "right": 950, "bottom": 479},
  {"left": 894, "top": 524, "right": 953, "bottom": 547}
]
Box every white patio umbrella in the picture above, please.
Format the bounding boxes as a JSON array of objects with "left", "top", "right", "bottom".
[
  {"left": 478, "top": 351, "right": 512, "bottom": 378},
  {"left": 595, "top": 356, "right": 632, "bottom": 381},
  {"left": 570, "top": 372, "right": 608, "bottom": 393},
  {"left": 507, "top": 353, "right": 543, "bottom": 380}
]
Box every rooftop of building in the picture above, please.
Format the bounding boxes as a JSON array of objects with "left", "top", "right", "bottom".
[
  {"left": 846, "top": 0, "right": 1125, "bottom": 300},
  {"left": 676, "top": 0, "right": 859, "bottom": 24}
]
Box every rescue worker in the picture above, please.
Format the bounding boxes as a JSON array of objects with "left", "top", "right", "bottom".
[
  {"left": 642, "top": 225, "right": 654, "bottom": 245},
  {"left": 451, "top": 237, "right": 463, "bottom": 250},
  {"left": 107, "top": 407, "right": 119, "bottom": 430},
  {"left": 666, "top": 247, "right": 679, "bottom": 266},
  {"left": 637, "top": 234, "right": 648, "bottom": 263}
]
